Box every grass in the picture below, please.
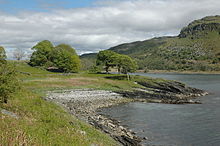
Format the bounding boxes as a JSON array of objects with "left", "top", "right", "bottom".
[
  {"left": 1, "top": 61, "right": 129, "bottom": 146},
  {"left": 0, "top": 90, "right": 118, "bottom": 145}
]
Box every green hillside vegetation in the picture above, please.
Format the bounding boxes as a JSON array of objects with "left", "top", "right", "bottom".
[
  {"left": 80, "top": 53, "right": 97, "bottom": 70},
  {"left": 81, "top": 15, "right": 220, "bottom": 72}
]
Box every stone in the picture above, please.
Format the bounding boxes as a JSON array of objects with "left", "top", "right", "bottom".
[
  {"left": 1, "top": 109, "right": 19, "bottom": 119},
  {"left": 79, "top": 130, "right": 86, "bottom": 135}
]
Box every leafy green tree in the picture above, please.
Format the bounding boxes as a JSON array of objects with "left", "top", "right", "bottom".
[
  {"left": 55, "top": 44, "right": 77, "bottom": 55},
  {"left": 29, "top": 40, "right": 54, "bottom": 67},
  {"left": 116, "top": 54, "right": 137, "bottom": 73},
  {"left": 0, "top": 46, "right": 6, "bottom": 64},
  {"left": 114, "top": 55, "right": 137, "bottom": 80},
  {"left": 96, "top": 50, "right": 117, "bottom": 73},
  {"left": 96, "top": 50, "right": 138, "bottom": 76},
  {"left": 51, "top": 45, "right": 81, "bottom": 73}
]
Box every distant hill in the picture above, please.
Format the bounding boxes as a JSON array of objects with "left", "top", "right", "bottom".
[
  {"left": 81, "top": 16, "right": 220, "bottom": 71},
  {"left": 80, "top": 53, "right": 97, "bottom": 70}
]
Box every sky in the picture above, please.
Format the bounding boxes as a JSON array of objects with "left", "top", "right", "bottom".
[{"left": 1, "top": 0, "right": 220, "bottom": 58}]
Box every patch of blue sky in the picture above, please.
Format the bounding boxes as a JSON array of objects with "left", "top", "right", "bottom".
[{"left": 0, "top": 0, "right": 100, "bottom": 14}]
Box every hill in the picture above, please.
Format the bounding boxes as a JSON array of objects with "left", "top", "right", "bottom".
[
  {"left": 80, "top": 53, "right": 97, "bottom": 70},
  {"left": 81, "top": 15, "right": 220, "bottom": 71}
]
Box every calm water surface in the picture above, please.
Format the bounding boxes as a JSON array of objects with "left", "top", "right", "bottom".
[{"left": 100, "top": 73, "right": 220, "bottom": 146}]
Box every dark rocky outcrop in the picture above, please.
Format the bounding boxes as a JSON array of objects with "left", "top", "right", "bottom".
[
  {"left": 179, "top": 23, "right": 220, "bottom": 38},
  {"left": 116, "top": 80, "right": 207, "bottom": 104}
]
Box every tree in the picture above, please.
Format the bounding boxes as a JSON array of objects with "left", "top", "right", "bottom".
[
  {"left": 13, "top": 48, "right": 26, "bottom": 60},
  {"left": 117, "top": 55, "right": 137, "bottom": 74},
  {"left": 29, "top": 40, "right": 54, "bottom": 66},
  {"left": 50, "top": 44, "right": 81, "bottom": 73},
  {"left": 0, "top": 46, "right": 6, "bottom": 64},
  {"left": 55, "top": 44, "right": 77, "bottom": 55},
  {"left": 115, "top": 54, "right": 137, "bottom": 80},
  {"left": 96, "top": 50, "right": 138, "bottom": 78},
  {"left": 96, "top": 50, "right": 117, "bottom": 73}
]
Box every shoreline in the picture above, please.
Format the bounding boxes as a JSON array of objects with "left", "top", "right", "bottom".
[
  {"left": 137, "top": 70, "right": 220, "bottom": 75},
  {"left": 46, "top": 85, "right": 208, "bottom": 146},
  {"left": 46, "top": 89, "right": 144, "bottom": 146}
]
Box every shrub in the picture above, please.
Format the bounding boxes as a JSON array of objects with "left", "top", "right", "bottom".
[{"left": 0, "top": 63, "right": 20, "bottom": 104}]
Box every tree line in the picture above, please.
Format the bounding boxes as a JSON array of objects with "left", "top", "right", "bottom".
[{"left": 28, "top": 40, "right": 137, "bottom": 74}]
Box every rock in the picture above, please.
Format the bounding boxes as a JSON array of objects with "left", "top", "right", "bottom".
[
  {"left": 1, "top": 109, "right": 19, "bottom": 119},
  {"left": 116, "top": 79, "right": 207, "bottom": 104},
  {"left": 131, "top": 131, "right": 136, "bottom": 134},
  {"left": 126, "top": 132, "right": 133, "bottom": 138},
  {"left": 119, "top": 126, "right": 125, "bottom": 130},
  {"left": 113, "top": 135, "right": 141, "bottom": 146},
  {"left": 79, "top": 130, "right": 86, "bottom": 135},
  {"left": 108, "top": 122, "right": 116, "bottom": 128}
]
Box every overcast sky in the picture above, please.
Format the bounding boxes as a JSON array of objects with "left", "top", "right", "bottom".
[{"left": 1, "top": 0, "right": 220, "bottom": 58}]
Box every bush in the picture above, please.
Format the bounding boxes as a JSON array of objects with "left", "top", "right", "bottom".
[{"left": 0, "top": 63, "right": 20, "bottom": 104}]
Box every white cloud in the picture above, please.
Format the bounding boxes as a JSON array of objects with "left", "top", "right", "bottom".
[{"left": 1, "top": 0, "right": 220, "bottom": 56}]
